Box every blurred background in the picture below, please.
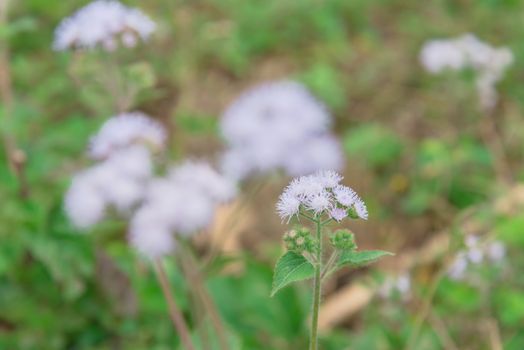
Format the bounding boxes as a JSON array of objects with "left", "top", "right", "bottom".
[{"left": 1, "top": 0, "right": 524, "bottom": 349}]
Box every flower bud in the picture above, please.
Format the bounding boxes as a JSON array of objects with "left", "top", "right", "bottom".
[
  {"left": 283, "top": 227, "right": 317, "bottom": 254},
  {"left": 330, "top": 229, "right": 357, "bottom": 251}
]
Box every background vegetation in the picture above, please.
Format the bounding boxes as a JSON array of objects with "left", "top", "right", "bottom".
[{"left": 1, "top": 0, "right": 524, "bottom": 349}]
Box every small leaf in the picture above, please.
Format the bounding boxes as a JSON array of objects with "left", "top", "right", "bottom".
[
  {"left": 337, "top": 250, "right": 393, "bottom": 269},
  {"left": 271, "top": 251, "right": 315, "bottom": 297}
]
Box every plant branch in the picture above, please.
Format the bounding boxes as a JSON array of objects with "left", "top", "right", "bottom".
[
  {"left": 0, "top": 0, "right": 28, "bottom": 198},
  {"left": 178, "top": 239, "right": 230, "bottom": 350},
  {"left": 154, "top": 260, "right": 196, "bottom": 350}
]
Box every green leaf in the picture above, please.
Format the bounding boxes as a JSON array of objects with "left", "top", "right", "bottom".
[
  {"left": 337, "top": 250, "right": 393, "bottom": 269},
  {"left": 271, "top": 251, "right": 314, "bottom": 297}
]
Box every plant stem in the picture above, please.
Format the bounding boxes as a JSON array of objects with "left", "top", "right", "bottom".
[
  {"left": 179, "top": 240, "right": 230, "bottom": 350},
  {"left": 154, "top": 260, "right": 196, "bottom": 350},
  {"left": 0, "top": 0, "right": 28, "bottom": 198},
  {"left": 309, "top": 218, "right": 323, "bottom": 350}
]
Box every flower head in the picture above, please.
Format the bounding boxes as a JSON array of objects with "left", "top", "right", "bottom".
[
  {"left": 220, "top": 80, "right": 344, "bottom": 180},
  {"left": 128, "top": 161, "right": 237, "bottom": 258},
  {"left": 276, "top": 170, "right": 367, "bottom": 222},
  {"left": 53, "top": 0, "right": 156, "bottom": 51},
  {"left": 88, "top": 112, "right": 166, "bottom": 160},
  {"left": 420, "top": 34, "right": 513, "bottom": 110}
]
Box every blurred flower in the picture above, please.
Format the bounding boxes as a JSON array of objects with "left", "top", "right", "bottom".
[
  {"left": 65, "top": 146, "right": 152, "bottom": 228},
  {"left": 447, "top": 235, "right": 506, "bottom": 280},
  {"left": 53, "top": 0, "right": 156, "bottom": 51},
  {"left": 129, "top": 161, "right": 236, "bottom": 259},
  {"left": 379, "top": 273, "right": 411, "bottom": 300},
  {"left": 220, "top": 81, "right": 344, "bottom": 180},
  {"left": 420, "top": 34, "right": 513, "bottom": 110},
  {"left": 276, "top": 171, "right": 367, "bottom": 222},
  {"left": 88, "top": 112, "right": 166, "bottom": 160}
]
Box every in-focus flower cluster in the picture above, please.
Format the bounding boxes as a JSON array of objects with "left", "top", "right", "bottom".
[
  {"left": 65, "top": 113, "right": 165, "bottom": 229},
  {"left": 448, "top": 235, "right": 506, "bottom": 280},
  {"left": 220, "top": 81, "right": 344, "bottom": 181},
  {"left": 276, "top": 170, "right": 367, "bottom": 223},
  {"left": 129, "top": 161, "right": 237, "bottom": 259},
  {"left": 420, "top": 34, "right": 513, "bottom": 110},
  {"left": 53, "top": 0, "right": 156, "bottom": 51}
]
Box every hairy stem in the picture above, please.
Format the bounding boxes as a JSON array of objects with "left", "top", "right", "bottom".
[
  {"left": 309, "top": 218, "right": 323, "bottom": 350},
  {"left": 154, "top": 260, "right": 196, "bottom": 350}
]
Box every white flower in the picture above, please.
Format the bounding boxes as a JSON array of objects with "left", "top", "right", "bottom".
[
  {"left": 313, "top": 170, "right": 343, "bottom": 189},
  {"left": 88, "top": 112, "right": 166, "bottom": 160},
  {"left": 106, "top": 145, "right": 152, "bottom": 180},
  {"left": 65, "top": 146, "right": 153, "bottom": 228},
  {"left": 129, "top": 207, "right": 175, "bottom": 259},
  {"left": 64, "top": 175, "right": 106, "bottom": 229},
  {"left": 284, "top": 135, "right": 344, "bottom": 177},
  {"left": 333, "top": 185, "right": 358, "bottom": 207},
  {"left": 420, "top": 34, "right": 513, "bottom": 110},
  {"left": 329, "top": 207, "right": 347, "bottom": 222},
  {"left": 286, "top": 175, "right": 325, "bottom": 199},
  {"left": 276, "top": 171, "right": 367, "bottom": 221},
  {"left": 220, "top": 80, "right": 343, "bottom": 180},
  {"left": 306, "top": 191, "right": 332, "bottom": 214},
  {"left": 169, "top": 161, "right": 237, "bottom": 203},
  {"left": 53, "top": 0, "right": 156, "bottom": 51},
  {"left": 353, "top": 196, "right": 368, "bottom": 220},
  {"left": 128, "top": 160, "right": 238, "bottom": 258},
  {"left": 276, "top": 192, "right": 301, "bottom": 222}
]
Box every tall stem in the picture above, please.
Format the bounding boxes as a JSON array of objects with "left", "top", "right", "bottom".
[
  {"left": 309, "top": 218, "right": 323, "bottom": 350},
  {"left": 179, "top": 241, "right": 230, "bottom": 350},
  {"left": 154, "top": 260, "right": 196, "bottom": 350}
]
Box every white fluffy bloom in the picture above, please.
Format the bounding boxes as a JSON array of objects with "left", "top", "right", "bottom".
[
  {"left": 329, "top": 207, "right": 347, "bottom": 222},
  {"left": 380, "top": 274, "right": 411, "bottom": 299},
  {"left": 129, "top": 161, "right": 237, "bottom": 258},
  {"left": 89, "top": 112, "right": 166, "bottom": 160},
  {"left": 420, "top": 34, "right": 513, "bottom": 110},
  {"left": 220, "top": 80, "right": 344, "bottom": 180},
  {"left": 129, "top": 207, "right": 175, "bottom": 259},
  {"left": 276, "top": 171, "right": 367, "bottom": 222},
  {"left": 306, "top": 191, "right": 332, "bottom": 214},
  {"left": 64, "top": 175, "right": 106, "bottom": 229},
  {"left": 276, "top": 192, "right": 301, "bottom": 222},
  {"left": 169, "top": 161, "right": 237, "bottom": 203},
  {"left": 65, "top": 146, "right": 153, "bottom": 228},
  {"left": 53, "top": 0, "right": 156, "bottom": 51}
]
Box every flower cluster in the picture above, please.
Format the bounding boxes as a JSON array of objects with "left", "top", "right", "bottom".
[
  {"left": 448, "top": 235, "right": 506, "bottom": 280},
  {"left": 220, "top": 81, "right": 344, "bottom": 181},
  {"left": 330, "top": 229, "right": 357, "bottom": 251},
  {"left": 64, "top": 113, "right": 165, "bottom": 229},
  {"left": 420, "top": 34, "right": 513, "bottom": 110},
  {"left": 53, "top": 0, "right": 156, "bottom": 51},
  {"left": 276, "top": 170, "right": 367, "bottom": 223},
  {"left": 88, "top": 112, "right": 166, "bottom": 160},
  {"left": 283, "top": 228, "right": 317, "bottom": 254},
  {"left": 129, "top": 161, "right": 237, "bottom": 259}
]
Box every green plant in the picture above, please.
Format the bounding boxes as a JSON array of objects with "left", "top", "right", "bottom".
[{"left": 272, "top": 171, "right": 392, "bottom": 349}]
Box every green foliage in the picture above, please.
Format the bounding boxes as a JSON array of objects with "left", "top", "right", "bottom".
[
  {"left": 337, "top": 250, "right": 393, "bottom": 269},
  {"left": 343, "top": 124, "right": 404, "bottom": 169},
  {"left": 271, "top": 251, "right": 315, "bottom": 297}
]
